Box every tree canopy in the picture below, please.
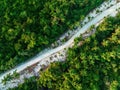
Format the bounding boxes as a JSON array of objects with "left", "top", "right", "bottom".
[
  {"left": 10, "top": 12, "right": 120, "bottom": 90},
  {"left": 0, "top": 0, "right": 105, "bottom": 73},
  {"left": 38, "top": 13, "right": 120, "bottom": 90}
]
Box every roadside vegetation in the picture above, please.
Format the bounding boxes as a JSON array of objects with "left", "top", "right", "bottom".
[
  {"left": 8, "top": 77, "right": 39, "bottom": 90},
  {"left": 10, "top": 12, "right": 120, "bottom": 90},
  {"left": 0, "top": 0, "right": 105, "bottom": 73},
  {"left": 38, "top": 12, "right": 120, "bottom": 90}
]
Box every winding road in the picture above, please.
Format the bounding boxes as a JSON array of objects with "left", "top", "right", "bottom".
[{"left": 0, "top": 1, "right": 120, "bottom": 89}]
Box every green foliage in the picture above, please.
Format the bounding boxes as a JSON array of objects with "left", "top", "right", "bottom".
[
  {"left": 8, "top": 77, "right": 39, "bottom": 90},
  {"left": 38, "top": 13, "right": 120, "bottom": 90},
  {"left": 2, "top": 70, "right": 20, "bottom": 85},
  {"left": 0, "top": 0, "right": 104, "bottom": 73}
]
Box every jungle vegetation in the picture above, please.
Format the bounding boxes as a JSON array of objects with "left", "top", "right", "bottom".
[
  {"left": 10, "top": 12, "right": 120, "bottom": 90},
  {"left": 0, "top": 0, "right": 105, "bottom": 73},
  {"left": 38, "top": 12, "right": 120, "bottom": 90}
]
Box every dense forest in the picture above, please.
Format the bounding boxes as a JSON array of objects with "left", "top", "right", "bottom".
[
  {"left": 10, "top": 12, "right": 120, "bottom": 90},
  {"left": 38, "top": 13, "right": 120, "bottom": 90},
  {"left": 0, "top": 0, "right": 105, "bottom": 73}
]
